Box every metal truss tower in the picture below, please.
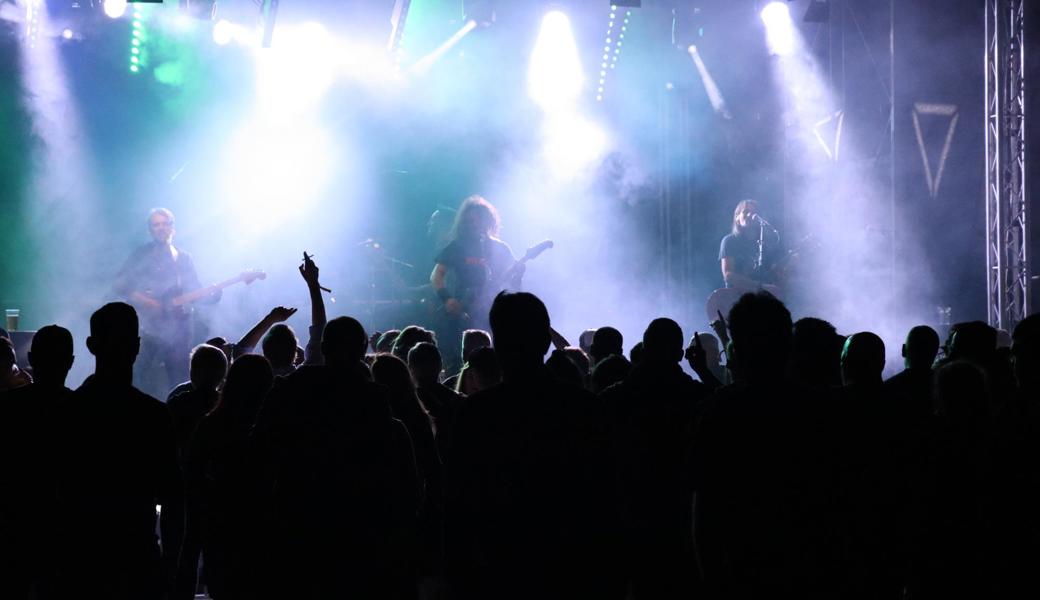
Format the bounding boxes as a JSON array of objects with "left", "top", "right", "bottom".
[{"left": 985, "top": 0, "right": 1029, "bottom": 331}]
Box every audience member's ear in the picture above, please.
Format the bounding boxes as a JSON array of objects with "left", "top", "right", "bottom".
[
  {"left": 901, "top": 343, "right": 907, "bottom": 358},
  {"left": 86, "top": 336, "right": 97, "bottom": 357}
]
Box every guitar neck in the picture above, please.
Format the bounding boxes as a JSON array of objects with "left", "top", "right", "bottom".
[{"left": 170, "top": 276, "right": 245, "bottom": 307}]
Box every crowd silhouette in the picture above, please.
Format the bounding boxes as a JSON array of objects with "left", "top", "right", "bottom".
[{"left": 2, "top": 253, "right": 1039, "bottom": 600}]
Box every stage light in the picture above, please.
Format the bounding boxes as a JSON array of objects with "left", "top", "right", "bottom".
[
  {"left": 255, "top": 22, "right": 339, "bottom": 116},
  {"left": 760, "top": 1, "right": 795, "bottom": 56},
  {"left": 760, "top": 2, "right": 790, "bottom": 26},
  {"left": 103, "top": 0, "right": 127, "bottom": 19},
  {"left": 212, "top": 19, "right": 234, "bottom": 45},
  {"left": 61, "top": 28, "right": 73, "bottom": 40},
  {"left": 528, "top": 11, "right": 583, "bottom": 111},
  {"left": 128, "top": 3, "right": 146, "bottom": 74},
  {"left": 409, "top": 19, "right": 476, "bottom": 75}
]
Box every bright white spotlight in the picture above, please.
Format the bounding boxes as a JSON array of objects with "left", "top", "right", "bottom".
[
  {"left": 760, "top": 1, "right": 795, "bottom": 56},
  {"left": 224, "top": 121, "right": 337, "bottom": 233},
  {"left": 212, "top": 19, "right": 234, "bottom": 46},
  {"left": 528, "top": 11, "right": 584, "bottom": 112},
  {"left": 254, "top": 22, "right": 339, "bottom": 117},
  {"left": 760, "top": 2, "right": 791, "bottom": 26},
  {"left": 103, "top": 0, "right": 127, "bottom": 19},
  {"left": 542, "top": 113, "right": 608, "bottom": 179},
  {"left": 61, "top": 28, "right": 74, "bottom": 40}
]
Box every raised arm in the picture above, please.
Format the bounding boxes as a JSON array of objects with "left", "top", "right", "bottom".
[
  {"left": 549, "top": 326, "right": 570, "bottom": 351},
  {"left": 300, "top": 252, "right": 326, "bottom": 364},
  {"left": 233, "top": 307, "right": 297, "bottom": 358}
]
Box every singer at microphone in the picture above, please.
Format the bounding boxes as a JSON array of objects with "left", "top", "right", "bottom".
[
  {"left": 719, "top": 199, "right": 780, "bottom": 290},
  {"left": 751, "top": 213, "right": 779, "bottom": 232}
]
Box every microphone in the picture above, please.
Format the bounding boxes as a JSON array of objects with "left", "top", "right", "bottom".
[{"left": 751, "top": 214, "right": 777, "bottom": 231}]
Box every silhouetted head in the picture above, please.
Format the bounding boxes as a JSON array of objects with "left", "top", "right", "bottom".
[
  {"left": 372, "top": 353, "right": 417, "bottom": 396},
  {"left": 261, "top": 324, "right": 298, "bottom": 370},
  {"left": 1011, "top": 314, "right": 1040, "bottom": 391},
  {"left": 0, "top": 337, "right": 16, "bottom": 373},
  {"left": 732, "top": 199, "right": 759, "bottom": 236},
  {"left": 0, "top": 327, "right": 9, "bottom": 340},
  {"left": 934, "top": 360, "right": 988, "bottom": 426},
  {"left": 947, "top": 321, "right": 997, "bottom": 366},
  {"left": 321, "top": 316, "right": 368, "bottom": 366},
  {"left": 841, "top": 332, "right": 886, "bottom": 387},
  {"left": 452, "top": 195, "right": 500, "bottom": 240},
  {"left": 457, "top": 346, "right": 501, "bottom": 395},
  {"left": 461, "top": 329, "right": 492, "bottom": 362},
  {"left": 376, "top": 329, "right": 401, "bottom": 354},
  {"left": 189, "top": 344, "right": 228, "bottom": 391},
  {"left": 373, "top": 353, "right": 431, "bottom": 424},
  {"left": 592, "top": 354, "right": 631, "bottom": 393},
  {"left": 903, "top": 325, "right": 940, "bottom": 370},
  {"left": 692, "top": 332, "right": 722, "bottom": 367},
  {"left": 87, "top": 302, "right": 140, "bottom": 369},
  {"left": 642, "top": 318, "right": 684, "bottom": 364},
  {"left": 408, "top": 341, "right": 442, "bottom": 386},
  {"left": 205, "top": 336, "right": 233, "bottom": 361},
  {"left": 590, "top": 326, "right": 624, "bottom": 365},
  {"left": 578, "top": 329, "right": 596, "bottom": 355},
  {"left": 28, "top": 324, "right": 75, "bottom": 384},
  {"left": 564, "top": 347, "right": 591, "bottom": 377},
  {"left": 790, "top": 317, "right": 843, "bottom": 389},
  {"left": 211, "top": 354, "right": 273, "bottom": 425},
  {"left": 546, "top": 349, "right": 584, "bottom": 386},
  {"left": 629, "top": 341, "right": 644, "bottom": 366},
  {"left": 488, "top": 291, "right": 551, "bottom": 375},
  {"left": 727, "top": 291, "right": 792, "bottom": 382},
  {"left": 392, "top": 325, "right": 436, "bottom": 362}
]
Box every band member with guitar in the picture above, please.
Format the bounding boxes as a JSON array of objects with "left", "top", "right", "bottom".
[
  {"left": 430, "top": 196, "right": 520, "bottom": 328},
  {"left": 719, "top": 199, "right": 779, "bottom": 289},
  {"left": 113, "top": 208, "right": 223, "bottom": 395},
  {"left": 708, "top": 199, "right": 782, "bottom": 323}
]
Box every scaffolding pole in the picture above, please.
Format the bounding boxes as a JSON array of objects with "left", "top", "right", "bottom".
[{"left": 985, "top": 0, "right": 1029, "bottom": 331}]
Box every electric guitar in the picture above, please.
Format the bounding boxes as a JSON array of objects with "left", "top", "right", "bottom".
[
  {"left": 138, "top": 269, "right": 267, "bottom": 319},
  {"left": 704, "top": 234, "right": 817, "bottom": 323},
  {"left": 445, "top": 240, "right": 554, "bottom": 323}
]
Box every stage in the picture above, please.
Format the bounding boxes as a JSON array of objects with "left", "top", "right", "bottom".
[{"left": 0, "top": 0, "right": 1035, "bottom": 388}]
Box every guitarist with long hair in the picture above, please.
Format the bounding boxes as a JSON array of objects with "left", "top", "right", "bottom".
[
  {"left": 114, "top": 208, "right": 222, "bottom": 396},
  {"left": 430, "top": 196, "right": 519, "bottom": 329}
]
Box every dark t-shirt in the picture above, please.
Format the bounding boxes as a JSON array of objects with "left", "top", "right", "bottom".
[
  {"left": 434, "top": 235, "right": 515, "bottom": 308},
  {"left": 115, "top": 242, "right": 203, "bottom": 302},
  {"left": 718, "top": 233, "right": 758, "bottom": 280},
  {"left": 114, "top": 242, "right": 207, "bottom": 337}
]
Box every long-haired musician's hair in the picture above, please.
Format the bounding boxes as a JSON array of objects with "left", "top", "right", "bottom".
[
  {"left": 731, "top": 199, "right": 758, "bottom": 236},
  {"left": 451, "top": 195, "right": 501, "bottom": 239}
]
